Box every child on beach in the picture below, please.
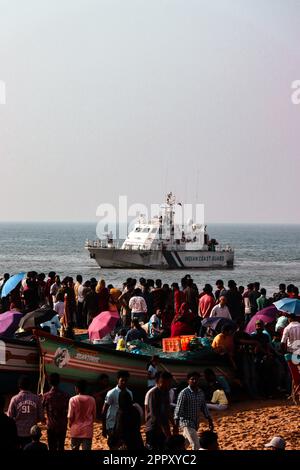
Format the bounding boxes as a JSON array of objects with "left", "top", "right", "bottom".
[
  {"left": 23, "top": 425, "right": 48, "bottom": 452},
  {"left": 206, "top": 384, "right": 229, "bottom": 411}
]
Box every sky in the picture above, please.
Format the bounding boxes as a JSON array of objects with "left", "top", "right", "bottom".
[{"left": 0, "top": 0, "right": 299, "bottom": 223}]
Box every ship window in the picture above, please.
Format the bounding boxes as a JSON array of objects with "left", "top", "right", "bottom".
[
  {"left": 142, "top": 227, "right": 150, "bottom": 232},
  {"left": 135, "top": 227, "right": 141, "bottom": 232},
  {"left": 151, "top": 228, "right": 157, "bottom": 233}
]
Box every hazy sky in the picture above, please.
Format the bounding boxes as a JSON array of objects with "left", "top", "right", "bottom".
[{"left": 0, "top": 0, "right": 299, "bottom": 223}]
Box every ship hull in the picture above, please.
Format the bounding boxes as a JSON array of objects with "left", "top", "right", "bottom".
[{"left": 87, "top": 247, "right": 234, "bottom": 269}]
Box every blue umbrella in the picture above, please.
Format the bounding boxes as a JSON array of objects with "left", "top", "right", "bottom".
[
  {"left": 0, "top": 272, "right": 26, "bottom": 298},
  {"left": 274, "top": 298, "right": 300, "bottom": 316}
]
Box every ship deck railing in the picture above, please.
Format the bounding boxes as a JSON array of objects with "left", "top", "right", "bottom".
[{"left": 85, "top": 239, "right": 234, "bottom": 252}]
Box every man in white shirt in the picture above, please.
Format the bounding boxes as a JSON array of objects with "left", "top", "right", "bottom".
[
  {"left": 210, "top": 296, "right": 232, "bottom": 319},
  {"left": 129, "top": 288, "right": 147, "bottom": 323},
  {"left": 54, "top": 292, "right": 65, "bottom": 318},
  {"left": 102, "top": 370, "right": 133, "bottom": 448},
  {"left": 281, "top": 314, "right": 300, "bottom": 354}
]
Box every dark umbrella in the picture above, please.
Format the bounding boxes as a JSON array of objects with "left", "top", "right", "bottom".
[
  {"left": 201, "top": 317, "right": 236, "bottom": 333},
  {"left": 19, "top": 305, "right": 57, "bottom": 330}
]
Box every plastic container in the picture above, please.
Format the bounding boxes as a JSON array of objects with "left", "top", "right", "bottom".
[
  {"left": 179, "top": 335, "right": 195, "bottom": 351},
  {"left": 162, "top": 337, "right": 182, "bottom": 352}
]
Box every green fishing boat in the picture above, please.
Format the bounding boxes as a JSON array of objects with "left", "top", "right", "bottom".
[{"left": 35, "top": 331, "right": 234, "bottom": 395}]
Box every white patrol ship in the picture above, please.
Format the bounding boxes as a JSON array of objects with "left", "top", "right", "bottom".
[{"left": 86, "top": 193, "right": 234, "bottom": 269}]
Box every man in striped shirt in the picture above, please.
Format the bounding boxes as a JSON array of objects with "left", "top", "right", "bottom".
[{"left": 174, "top": 371, "right": 213, "bottom": 450}]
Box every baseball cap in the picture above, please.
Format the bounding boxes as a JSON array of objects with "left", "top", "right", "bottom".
[{"left": 265, "top": 437, "right": 285, "bottom": 450}]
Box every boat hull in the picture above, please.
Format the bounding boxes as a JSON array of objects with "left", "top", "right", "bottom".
[
  {"left": 87, "top": 247, "right": 234, "bottom": 269},
  {"left": 0, "top": 337, "right": 39, "bottom": 394},
  {"left": 35, "top": 332, "right": 233, "bottom": 396}
]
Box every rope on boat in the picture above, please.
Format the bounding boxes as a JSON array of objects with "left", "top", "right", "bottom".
[{"left": 38, "top": 353, "right": 46, "bottom": 395}]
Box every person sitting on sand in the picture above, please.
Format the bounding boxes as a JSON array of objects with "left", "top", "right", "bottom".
[
  {"left": 264, "top": 436, "right": 286, "bottom": 451},
  {"left": 206, "top": 384, "right": 228, "bottom": 411},
  {"left": 203, "top": 368, "right": 231, "bottom": 398},
  {"left": 23, "top": 425, "right": 48, "bottom": 451}
]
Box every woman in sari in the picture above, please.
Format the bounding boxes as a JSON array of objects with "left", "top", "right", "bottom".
[
  {"left": 96, "top": 279, "right": 110, "bottom": 313},
  {"left": 170, "top": 302, "right": 196, "bottom": 337}
]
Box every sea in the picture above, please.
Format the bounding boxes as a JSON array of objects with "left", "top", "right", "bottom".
[{"left": 1, "top": 222, "right": 300, "bottom": 294}]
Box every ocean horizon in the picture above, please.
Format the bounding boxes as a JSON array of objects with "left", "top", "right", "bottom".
[{"left": 1, "top": 222, "right": 300, "bottom": 293}]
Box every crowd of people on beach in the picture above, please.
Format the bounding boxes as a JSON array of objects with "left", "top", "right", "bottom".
[
  {"left": 0, "top": 371, "right": 288, "bottom": 452},
  {"left": 0, "top": 271, "right": 299, "bottom": 451}
]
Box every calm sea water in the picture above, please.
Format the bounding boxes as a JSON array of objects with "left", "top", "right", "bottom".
[{"left": 1, "top": 223, "right": 300, "bottom": 293}]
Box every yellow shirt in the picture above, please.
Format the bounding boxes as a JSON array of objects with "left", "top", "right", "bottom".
[
  {"left": 212, "top": 333, "right": 234, "bottom": 354},
  {"left": 116, "top": 338, "right": 126, "bottom": 351},
  {"left": 211, "top": 389, "right": 228, "bottom": 405}
]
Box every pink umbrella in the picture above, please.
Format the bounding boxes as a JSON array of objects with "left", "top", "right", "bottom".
[
  {"left": 0, "top": 310, "right": 24, "bottom": 337},
  {"left": 245, "top": 305, "right": 278, "bottom": 334},
  {"left": 88, "top": 310, "right": 120, "bottom": 341}
]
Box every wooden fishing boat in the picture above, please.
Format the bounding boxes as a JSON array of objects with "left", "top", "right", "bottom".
[
  {"left": 0, "top": 336, "right": 39, "bottom": 393},
  {"left": 35, "top": 331, "right": 234, "bottom": 396}
]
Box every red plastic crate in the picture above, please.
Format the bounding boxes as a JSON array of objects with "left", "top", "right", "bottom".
[{"left": 162, "top": 337, "right": 182, "bottom": 352}]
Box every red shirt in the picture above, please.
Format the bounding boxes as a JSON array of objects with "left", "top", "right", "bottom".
[
  {"left": 68, "top": 395, "right": 96, "bottom": 439},
  {"left": 199, "top": 294, "right": 215, "bottom": 318},
  {"left": 42, "top": 387, "right": 70, "bottom": 433}
]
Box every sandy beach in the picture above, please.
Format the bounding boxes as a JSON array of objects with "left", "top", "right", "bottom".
[{"left": 40, "top": 399, "right": 299, "bottom": 451}]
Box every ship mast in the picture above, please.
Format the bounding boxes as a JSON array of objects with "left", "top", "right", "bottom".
[{"left": 166, "top": 192, "right": 175, "bottom": 248}]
